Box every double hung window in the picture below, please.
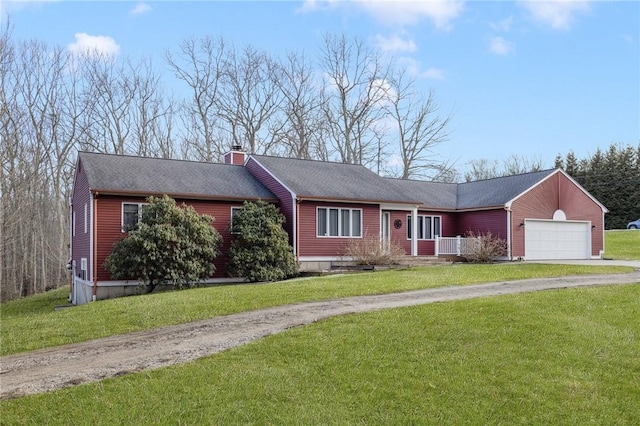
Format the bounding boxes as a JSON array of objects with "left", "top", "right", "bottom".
[{"left": 317, "top": 207, "right": 362, "bottom": 237}]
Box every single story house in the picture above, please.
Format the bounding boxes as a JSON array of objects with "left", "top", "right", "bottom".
[{"left": 69, "top": 149, "right": 607, "bottom": 304}]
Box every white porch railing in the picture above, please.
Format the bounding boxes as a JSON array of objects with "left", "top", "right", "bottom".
[{"left": 435, "top": 236, "right": 479, "bottom": 256}]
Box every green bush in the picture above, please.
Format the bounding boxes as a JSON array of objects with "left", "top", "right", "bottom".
[
  {"left": 227, "top": 200, "right": 298, "bottom": 282},
  {"left": 104, "top": 195, "right": 222, "bottom": 292}
]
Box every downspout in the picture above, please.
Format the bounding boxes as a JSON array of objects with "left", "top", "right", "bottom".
[
  {"left": 68, "top": 197, "right": 73, "bottom": 302},
  {"left": 411, "top": 207, "right": 418, "bottom": 256},
  {"left": 92, "top": 194, "right": 98, "bottom": 302},
  {"left": 295, "top": 198, "right": 300, "bottom": 260},
  {"left": 505, "top": 207, "right": 512, "bottom": 260}
]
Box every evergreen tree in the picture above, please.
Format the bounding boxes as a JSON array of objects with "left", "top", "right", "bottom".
[
  {"left": 227, "top": 200, "right": 298, "bottom": 282},
  {"left": 561, "top": 143, "right": 639, "bottom": 230},
  {"left": 104, "top": 195, "right": 222, "bottom": 293}
]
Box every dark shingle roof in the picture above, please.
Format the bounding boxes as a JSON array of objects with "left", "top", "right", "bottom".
[
  {"left": 251, "top": 155, "right": 421, "bottom": 204},
  {"left": 78, "top": 152, "right": 558, "bottom": 210},
  {"left": 382, "top": 178, "right": 458, "bottom": 209},
  {"left": 456, "top": 169, "right": 556, "bottom": 209},
  {"left": 375, "top": 170, "right": 558, "bottom": 210},
  {"left": 78, "top": 152, "right": 276, "bottom": 200}
]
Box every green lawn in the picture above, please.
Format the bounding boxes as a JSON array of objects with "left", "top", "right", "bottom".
[
  {"left": 1, "top": 263, "right": 632, "bottom": 356},
  {"left": 2, "top": 284, "right": 638, "bottom": 425},
  {"left": 605, "top": 229, "right": 640, "bottom": 260}
]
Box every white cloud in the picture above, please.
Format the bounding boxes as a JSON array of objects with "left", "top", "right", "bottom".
[
  {"left": 397, "top": 57, "right": 445, "bottom": 80},
  {"left": 489, "top": 36, "right": 515, "bottom": 55},
  {"left": 361, "top": 0, "right": 465, "bottom": 29},
  {"left": 375, "top": 34, "right": 417, "bottom": 53},
  {"left": 296, "top": 0, "right": 341, "bottom": 14},
  {"left": 490, "top": 15, "right": 514, "bottom": 32},
  {"left": 68, "top": 33, "right": 120, "bottom": 58},
  {"left": 519, "top": 0, "right": 590, "bottom": 30},
  {"left": 298, "top": 0, "right": 465, "bottom": 29},
  {"left": 423, "top": 67, "right": 445, "bottom": 80},
  {"left": 130, "top": 2, "right": 152, "bottom": 16}
]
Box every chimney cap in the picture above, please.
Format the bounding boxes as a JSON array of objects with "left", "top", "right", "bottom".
[{"left": 231, "top": 144, "right": 243, "bottom": 151}]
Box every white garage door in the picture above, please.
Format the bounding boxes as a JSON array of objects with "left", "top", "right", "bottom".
[{"left": 525, "top": 220, "right": 591, "bottom": 260}]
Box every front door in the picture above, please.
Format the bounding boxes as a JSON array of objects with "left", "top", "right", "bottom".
[{"left": 382, "top": 211, "right": 391, "bottom": 253}]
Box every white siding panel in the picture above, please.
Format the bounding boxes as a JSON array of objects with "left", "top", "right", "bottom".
[{"left": 525, "top": 220, "right": 590, "bottom": 260}]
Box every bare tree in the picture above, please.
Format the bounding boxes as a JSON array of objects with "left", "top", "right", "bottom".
[
  {"left": 502, "top": 154, "right": 544, "bottom": 175},
  {"left": 166, "top": 36, "right": 228, "bottom": 161},
  {"left": 272, "top": 51, "right": 327, "bottom": 159},
  {"left": 0, "top": 33, "right": 73, "bottom": 300},
  {"left": 385, "top": 70, "right": 452, "bottom": 179},
  {"left": 318, "top": 33, "right": 391, "bottom": 166},
  {"left": 1, "top": 27, "right": 177, "bottom": 301},
  {"left": 464, "top": 158, "right": 501, "bottom": 182},
  {"left": 464, "top": 155, "right": 545, "bottom": 182},
  {"left": 217, "top": 44, "right": 283, "bottom": 154}
]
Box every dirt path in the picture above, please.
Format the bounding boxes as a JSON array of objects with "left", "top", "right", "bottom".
[{"left": 2, "top": 272, "right": 639, "bottom": 400}]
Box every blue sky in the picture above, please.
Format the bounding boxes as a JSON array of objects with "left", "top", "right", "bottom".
[{"left": 2, "top": 0, "right": 639, "bottom": 172}]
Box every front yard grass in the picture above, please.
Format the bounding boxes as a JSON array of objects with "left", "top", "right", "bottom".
[
  {"left": 605, "top": 229, "right": 640, "bottom": 260},
  {"left": 2, "top": 284, "right": 638, "bottom": 425},
  {"left": 1, "top": 263, "right": 632, "bottom": 356}
]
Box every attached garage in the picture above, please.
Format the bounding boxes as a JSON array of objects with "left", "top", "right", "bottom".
[{"left": 524, "top": 219, "right": 591, "bottom": 260}]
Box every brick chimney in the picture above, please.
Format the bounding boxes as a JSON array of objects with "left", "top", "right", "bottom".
[{"left": 223, "top": 145, "right": 246, "bottom": 165}]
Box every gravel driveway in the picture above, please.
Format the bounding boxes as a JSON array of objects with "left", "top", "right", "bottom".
[{"left": 2, "top": 271, "right": 639, "bottom": 400}]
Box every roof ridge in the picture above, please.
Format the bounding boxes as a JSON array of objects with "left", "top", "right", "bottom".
[
  {"left": 461, "top": 168, "right": 556, "bottom": 184},
  {"left": 79, "top": 151, "right": 244, "bottom": 168},
  {"left": 251, "top": 153, "right": 372, "bottom": 169}
]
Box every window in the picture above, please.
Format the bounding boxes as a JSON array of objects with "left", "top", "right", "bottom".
[
  {"left": 122, "top": 203, "right": 146, "bottom": 231},
  {"left": 407, "top": 215, "right": 441, "bottom": 240},
  {"left": 230, "top": 206, "right": 242, "bottom": 234},
  {"left": 317, "top": 207, "right": 362, "bottom": 237},
  {"left": 80, "top": 258, "right": 87, "bottom": 280}
]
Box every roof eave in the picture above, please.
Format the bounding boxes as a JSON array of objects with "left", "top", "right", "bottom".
[
  {"left": 297, "top": 194, "right": 421, "bottom": 206},
  {"left": 90, "top": 188, "right": 279, "bottom": 203}
]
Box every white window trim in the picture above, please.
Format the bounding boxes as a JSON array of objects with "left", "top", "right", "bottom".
[
  {"left": 80, "top": 257, "right": 88, "bottom": 280},
  {"left": 316, "top": 207, "right": 362, "bottom": 238},
  {"left": 121, "top": 202, "right": 147, "bottom": 232},
  {"left": 407, "top": 214, "right": 442, "bottom": 241},
  {"left": 230, "top": 206, "right": 243, "bottom": 234}
]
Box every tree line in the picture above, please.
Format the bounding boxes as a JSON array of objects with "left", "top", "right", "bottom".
[
  {"left": 1, "top": 19, "right": 636, "bottom": 301},
  {"left": 555, "top": 143, "right": 640, "bottom": 230},
  {"left": 0, "top": 23, "right": 451, "bottom": 301}
]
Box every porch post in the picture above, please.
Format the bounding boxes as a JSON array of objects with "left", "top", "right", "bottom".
[{"left": 411, "top": 207, "right": 418, "bottom": 256}]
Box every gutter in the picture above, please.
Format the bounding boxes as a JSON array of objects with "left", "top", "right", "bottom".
[
  {"left": 89, "top": 188, "right": 279, "bottom": 204},
  {"left": 93, "top": 194, "right": 98, "bottom": 302}
]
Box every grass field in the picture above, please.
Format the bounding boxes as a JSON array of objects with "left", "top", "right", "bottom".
[
  {"left": 1, "top": 263, "right": 632, "bottom": 356},
  {"left": 1, "top": 232, "right": 639, "bottom": 424},
  {"left": 2, "top": 284, "right": 638, "bottom": 425},
  {"left": 605, "top": 229, "right": 640, "bottom": 260}
]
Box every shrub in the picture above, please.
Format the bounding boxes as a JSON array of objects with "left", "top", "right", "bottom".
[
  {"left": 227, "top": 200, "right": 298, "bottom": 282},
  {"left": 343, "top": 234, "right": 405, "bottom": 265},
  {"left": 104, "top": 195, "right": 222, "bottom": 293},
  {"left": 461, "top": 231, "right": 507, "bottom": 263}
]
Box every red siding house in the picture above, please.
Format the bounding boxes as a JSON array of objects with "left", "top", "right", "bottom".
[
  {"left": 70, "top": 149, "right": 607, "bottom": 304},
  {"left": 70, "top": 152, "right": 277, "bottom": 305}
]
